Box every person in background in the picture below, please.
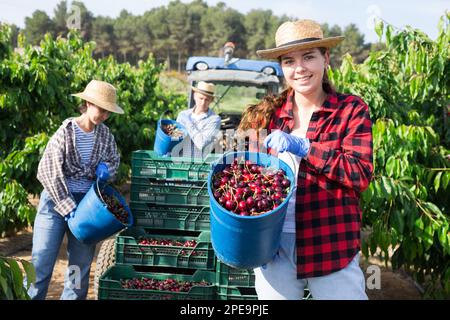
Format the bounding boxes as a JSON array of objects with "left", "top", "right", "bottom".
[
  {"left": 29, "top": 80, "right": 123, "bottom": 300},
  {"left": 250, "top": 19, "right": 374, "bottom": 300},
  {"left": 175, "top": 81, "right": 221, "bottom": 159}
]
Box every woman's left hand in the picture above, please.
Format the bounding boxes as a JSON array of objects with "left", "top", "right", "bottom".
[{"left": 264, "top": 130, "right": 310, "bottom": 157}]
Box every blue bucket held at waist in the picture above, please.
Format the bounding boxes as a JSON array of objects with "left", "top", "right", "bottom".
[
  {"left": 208, "top": 151, "right": 296, "bottom": 269},
  {"left": 68, "top": 180, "right": 133, "bottom": 245}
]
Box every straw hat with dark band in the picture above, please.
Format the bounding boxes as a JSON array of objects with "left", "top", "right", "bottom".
[
  {"left": 72, "top": 80, "right": 124, "bottom": 114},
  {"left": 257, "top": 19, "right": 345, "bottom": 59},
  {"left": 192, "top": 81, "right": 216, "bottom": 98}
]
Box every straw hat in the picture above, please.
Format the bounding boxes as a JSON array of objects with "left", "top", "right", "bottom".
[
  {"left": 71, "top": 80, "right": 124, "bottom": 114},
  {"left": 257, "top": 19, "right": 345, "bottom": 59},
  {"left": 191, "top": 81, "right": 215, "bottom": 98}
]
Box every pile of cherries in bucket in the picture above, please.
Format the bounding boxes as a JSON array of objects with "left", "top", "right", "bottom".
[
  {"left": 211, "top": 158, "right": 291, "bottom": 216},
  {"left": 162, "top": 123, "right": 184, "bottom": 138},
  {"left": 100, "top": 191, "right": 129, "bottom": 224}
]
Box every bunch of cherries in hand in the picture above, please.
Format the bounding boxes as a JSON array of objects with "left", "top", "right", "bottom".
[{"left": 211, "top": 158, "right": 291, "bottom": 216}]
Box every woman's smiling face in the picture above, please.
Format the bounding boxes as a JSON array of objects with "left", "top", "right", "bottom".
[{"left": 280, "top": 48, "right": 329, "bottom": 96}]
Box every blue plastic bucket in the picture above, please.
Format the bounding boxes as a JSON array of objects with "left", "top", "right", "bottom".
[
  {"left": 68, "top": 181, "right": 133, "bottom": 245},
  {"left": 154, "top": 111, "right": 186, "bottom": 156},
  {"left": 208, "top": 152, "right": 295, "bottom": 269}
]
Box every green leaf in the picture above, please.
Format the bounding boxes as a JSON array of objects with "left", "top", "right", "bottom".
[
  {"left": 385, "top": 156, "right": 395, "bottom": 177},
  {"left": 438, "top": 223, "right": 449, "bottom": 248},
  {"left": 21, "top": 260, "right": 35, "bottom": 291},
  {"left": 423, "top": 224, "right": 434, "bottom": 250},
  {"left": 375, "top": 19, "right": 384, "bottom": 40},
  {"left": 434, "top": 171, "right": 442, "bottom": 193},
  {"left": 391, "top": 210, "right": 405, "bottom": 234},
  {"left": 361, "top": 183, "right": 373, "bottom": 203},
  {"left": 0, "top": 273, "right": 13, "bottom": 300},
  {"left": 6, "top": 258, "right": 23, "bottom": 298},
  {"left": 441, "top": 172, "right": 449, "bottom": 190},
  {"left": 406, "top": 204, "right": 419, "bottom": 231},
  {"left": 423, "top": 201, "right": 443, "bottom": 218},
  {"left": 369, "top": 237, "right": 378, "bottom": 255},
  {"left": 414, "top": 217, "right": 425, "bottom": 239},
  {"left": 381, "top": 176, "right": 395, "bottom": 199}
]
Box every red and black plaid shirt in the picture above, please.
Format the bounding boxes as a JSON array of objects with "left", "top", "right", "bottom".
[{"left": 268, "top": 89, "right": 373, "bottom": 278}]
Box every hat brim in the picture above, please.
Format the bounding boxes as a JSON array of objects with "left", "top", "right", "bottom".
[
  {"left": 191, "top": 87, "right": 215, "bottom": 98},
  {"left": 71, "top": 92, "right": 124, "bottom": 114},
  {"left": 256, "top": 36, "right": 345, "bottom": 59}
]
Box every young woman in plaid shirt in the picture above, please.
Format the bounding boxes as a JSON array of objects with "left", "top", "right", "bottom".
[
  {"left": 246, "top": 20, "right": 374, "bottom": 299},
  {"left": 29, "top": 80, "right": 123, "bottom": 300}
]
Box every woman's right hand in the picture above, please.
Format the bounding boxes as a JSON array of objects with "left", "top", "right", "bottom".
[{"left": 64, "top": 210, "right": 75, "bottom": 222}]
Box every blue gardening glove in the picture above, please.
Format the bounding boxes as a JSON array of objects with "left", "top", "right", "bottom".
[
  {"left": 264, "top": 130, "right": 311, "bottom": 157},
  {"left": 96, "top": 162, "right": 110, "bottom": 182},
  {"left": 64, "top": 210, "right": 75, "bottom": 222}
]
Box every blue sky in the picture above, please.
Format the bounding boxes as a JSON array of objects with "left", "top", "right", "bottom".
[{"left": 0, "top": 0, "right": 448, "bottom": 43}]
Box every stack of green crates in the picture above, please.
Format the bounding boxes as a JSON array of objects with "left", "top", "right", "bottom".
[
  {"left": 98, "top": 150, "right": 311, "bottom": 300},
  {"left": 216, "top": 260, "right": 258, "bottom": 300},
  {"left": 98, "top": 150, "right": 222, "bottom": 300}
]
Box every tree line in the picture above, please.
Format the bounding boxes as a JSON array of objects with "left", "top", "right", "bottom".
[{"left": 9, "top": 0, "right": 374, "bottom": 71}]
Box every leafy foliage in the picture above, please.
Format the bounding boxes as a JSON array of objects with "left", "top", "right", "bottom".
[
  {"left": 0, "top": 25, "right": 186, "bottom": 236},
  {"left": 330, "top": 14, "right": 450, "bottom": 298},
  {"left": 0, "top": 256, "right": 36, "bottom": 300}
]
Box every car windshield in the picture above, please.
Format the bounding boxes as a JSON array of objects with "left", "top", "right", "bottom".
[{"left": 210, "top": 83, "right": 267, "bottom": 115}]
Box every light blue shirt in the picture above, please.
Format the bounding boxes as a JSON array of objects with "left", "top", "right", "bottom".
[{"left": 175, "top": 108, "right": 221, "bottom": 158}]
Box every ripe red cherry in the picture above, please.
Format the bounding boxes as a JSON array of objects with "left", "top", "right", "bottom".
[
  {"left": 273, "top": 192, "right": 283, "bottom": 201},
  {"left": 254, "top": 186, "right": 263, "bottom": 195},
  {"left": 238, "top": 201, "right": 247, "bottom": 211},
  {"left": 225, "top": 200, "right": 235, "bottom": 211},
  {"left": 281, "top": 179, "right": 291, "bottom": 188},
  {"left": 246, "top": 197, "right": 255, "bottom": 208}
]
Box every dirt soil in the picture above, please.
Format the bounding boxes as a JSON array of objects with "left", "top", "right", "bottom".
[{"left": 1, "top": 184, "right": 423, "bottom": 300}]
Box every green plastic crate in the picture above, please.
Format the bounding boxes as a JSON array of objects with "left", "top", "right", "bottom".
[
  {"left": 98, "top": 265, "right": 217, "bottom": 300},
  {"left": 216, "top": 286, "right": 258, "bottom": 300},
  {"left": 131, "top": 150, "right": 220, "bottom": 181},
  {"left": 116, "top": 228, "right": 215, "bottom": 270},
  {"left": 130, "top": 177, "right": 209, "bottom": 205},
  {"left": 216, "top": 259, "right": 255, "bottom": 287},
  {"left": 216, "top": 286, "right": 313, "bottom": 300},
  {"left": 130, "top": 202, "right": 210, "bottom": 231}
]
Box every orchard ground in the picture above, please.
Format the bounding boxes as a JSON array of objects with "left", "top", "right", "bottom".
[{"left": 0, "top": 182, "right": 422, "bottom": 300}]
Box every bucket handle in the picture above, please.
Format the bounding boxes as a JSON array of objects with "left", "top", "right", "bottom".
[
  {"left": 96, "top": 179, "right": 106, "bottom": 204},
  {"left": 159, "top": 110, "right": 175, "bottom": 122},
  {"left": 96, "top": 179, "right": 133, "bottom": 227}
]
